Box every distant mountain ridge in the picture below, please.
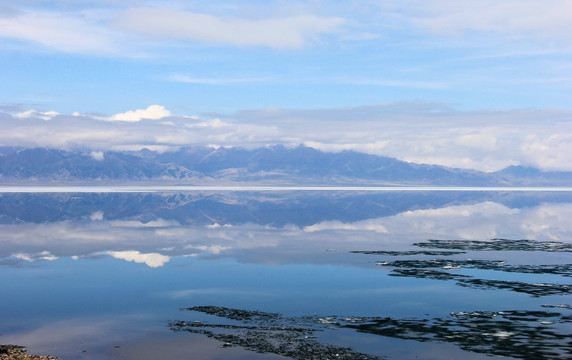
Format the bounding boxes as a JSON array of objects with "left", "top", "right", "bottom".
[{"left": 0, "top": 146, "right": 570, "bottom": 186}]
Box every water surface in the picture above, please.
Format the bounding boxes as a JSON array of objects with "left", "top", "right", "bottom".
[{"left": 1, "top": 190, "right": 571, "bottom": 359}]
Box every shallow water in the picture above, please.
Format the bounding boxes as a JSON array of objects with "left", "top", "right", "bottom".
[{"left": 1, "top": 190, "right": 571, "bottom": 359}]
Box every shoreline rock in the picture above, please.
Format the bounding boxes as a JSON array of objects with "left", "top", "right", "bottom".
[{"left": 0, "top": 345, "right": 60, "bottom": 360}]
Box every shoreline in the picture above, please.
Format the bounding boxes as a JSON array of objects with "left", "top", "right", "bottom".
[
  {"left": 2, "top": 185, "right": 572, "bottom": 193},
  {"left": 0, "top": 345, "right": 60, "bottom": 360}
]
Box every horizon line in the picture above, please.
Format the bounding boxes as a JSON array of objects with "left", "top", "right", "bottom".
[{"left": 2, "top": 185, "right": 572, "bottom": 193}]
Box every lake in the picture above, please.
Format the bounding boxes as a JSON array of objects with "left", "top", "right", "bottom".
[{"left": 1, "top": 188, "right": 571, "bottom": 359}]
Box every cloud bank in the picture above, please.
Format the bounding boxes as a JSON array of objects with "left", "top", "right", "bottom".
[{"left": 1, "top": 102, "right": 571, "bottom": 172}]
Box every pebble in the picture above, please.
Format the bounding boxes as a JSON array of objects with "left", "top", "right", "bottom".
[{"left": 0, "top": 345, "right": 60, "bottom": 360}]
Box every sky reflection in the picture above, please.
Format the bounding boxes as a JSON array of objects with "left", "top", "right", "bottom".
[{"left": 1, "top": 192, "right": 571, "bottom": 268}]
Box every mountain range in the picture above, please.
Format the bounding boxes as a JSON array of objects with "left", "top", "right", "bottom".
[{"left": 0, "top": 146, "right": 570, "bottom": 186}]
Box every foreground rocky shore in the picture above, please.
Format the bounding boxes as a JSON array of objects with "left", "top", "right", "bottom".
[{"left": 0, "top": 346, "right": 60, "bottom": 360}]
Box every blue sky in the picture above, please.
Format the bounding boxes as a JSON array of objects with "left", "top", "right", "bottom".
[{"left": 1, "top": 0, "right": 571, "bottom": 171}]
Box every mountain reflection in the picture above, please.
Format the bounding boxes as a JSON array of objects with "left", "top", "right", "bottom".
[
  {"left": 1, "top": 191, "right": 571, "bottom": 268},
  {"left": 1, "top": 191, "right": 571, "bottom": 226}
]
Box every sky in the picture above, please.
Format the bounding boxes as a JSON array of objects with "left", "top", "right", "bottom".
[{"left": 1, "top": 0, "right": 571, "bottom": 171}]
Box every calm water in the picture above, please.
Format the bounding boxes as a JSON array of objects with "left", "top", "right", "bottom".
[{"left": 1, "top": 190, "right": 571, "bottom": 359}]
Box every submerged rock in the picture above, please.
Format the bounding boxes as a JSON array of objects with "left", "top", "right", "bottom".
[
  {"left": 171, "top": 239, "right": 572, "bottom": 359},
  {"left": 172, "top": 307, "right": 381, "bottom": 360},
  {"left": 351, "top": 250, "right": 465, "bottom": 256},
  {"left": 357, "top": 239, "right": 572, "bottom": 297},
  {"left": 171, "top": 305, "right": 572, "bottom": 360},
  {"left": 377, "top": 259, "right": 572, "bottom": 277},
  {"left": 542, "top": 304, "right": 572, "bottom": 309},
  {"left": 414, "top": 239, "right": 572, "bottom": 252}
]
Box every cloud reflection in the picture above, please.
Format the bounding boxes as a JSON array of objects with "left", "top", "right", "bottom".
[
  {"left": 305, "top": 202, "right": 572, "bottom": 242},
  {"left": 102, "top": 251, "right": 170, "bottom": 268},
  {"left": 1, "top": 197, "right": 571, "bottom": 268},
  {"left": 12, "top": 251, "right": 58, "bottom": 262}
]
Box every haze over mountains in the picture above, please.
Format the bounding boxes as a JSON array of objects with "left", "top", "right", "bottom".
[{"left": 0, "top": 146, "right": 570, "bottom": 186}]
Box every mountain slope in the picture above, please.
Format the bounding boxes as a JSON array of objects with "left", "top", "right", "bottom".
[{"left": 0, "top": 146, "right": 569, "bottom": 186}]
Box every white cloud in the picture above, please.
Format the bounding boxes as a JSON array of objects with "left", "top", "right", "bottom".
[
  {"left": 0, "top": 8, "right": 121, "bottom": 54},
  {"left": 1, "top": 1, "right": 570, "bottom": 59},
  {"left": 108, "top": 105, "right": 171, "bottom": 122},
  {"left": 520, "top": 134, "right": 572, "bottom": 170},
  {"left": 104, "top": 250, "right": 170, "bottom": 268},
  {"left": 14, "top": 109, "right": 59, "bottom": 121},
  {"left": 0, "top": 3, "right": 347, "bottom": 56},
  {"left": 236, "top": 104, "right": 572, "bottom": 171},
  {"left": 117, "top": 8, "right": 344, "bottom": 49},
  {"left": 183, "top": 118, "right": 231, "bottom": 129},
  {"left": 405, "top": 0, "right": 572, "bottom": 39},
  {"left": 90, "top": 151, "right": 105, "bottom": 161},
  {"left": 454, "top": 132, "right": 497, "bottom": 151}
]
